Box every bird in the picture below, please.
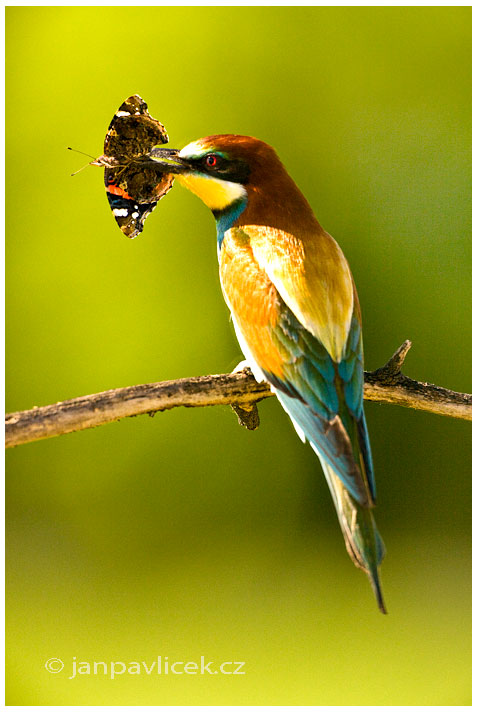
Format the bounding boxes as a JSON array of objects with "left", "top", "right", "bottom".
[{"left": 148, "top": 135, "right": 387, "bottom": 613}]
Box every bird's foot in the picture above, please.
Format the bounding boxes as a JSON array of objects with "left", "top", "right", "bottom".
[{"left": 232, "top": 359, "right": 252, "bottom": 374}]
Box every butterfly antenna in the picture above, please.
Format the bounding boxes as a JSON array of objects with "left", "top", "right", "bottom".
[
  {"left": 70, "top": 162, "right": 95, "bottom": 177},
  {"left": 67, "top": 147, "right": 102, "bottom": 176},
  {"left": 67, "top": 147, "right": 97, "bottom": 159}
]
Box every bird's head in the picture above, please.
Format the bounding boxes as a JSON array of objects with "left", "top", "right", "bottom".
[
  {"left": 149, "top": 134, "right": 282, "bottom": 209},
  {"left": 148, "top": 134, "right": 318, "bottom": 238}
]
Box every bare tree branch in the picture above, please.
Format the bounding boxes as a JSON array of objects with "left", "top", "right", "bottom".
[{"left": 5, "top": 341, "right": 471, "bottom": 449}]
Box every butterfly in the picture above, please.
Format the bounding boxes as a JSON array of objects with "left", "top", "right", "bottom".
[{"left": 92, "top": 95, "right": 174, "bottom": 238}]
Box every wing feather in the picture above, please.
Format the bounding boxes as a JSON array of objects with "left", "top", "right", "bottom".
[
  {"left": 245, "top": 224, "right": 354, "bottom": 362},
  {"left": 219, "top": 226, "right": 375, "bottom": 506}
]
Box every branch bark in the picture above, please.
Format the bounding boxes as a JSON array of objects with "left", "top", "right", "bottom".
[{"left": 5, "top": 341, "right": 471, "bottom": 449}]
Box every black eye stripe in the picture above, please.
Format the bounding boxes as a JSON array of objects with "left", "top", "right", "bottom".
[
  {"left": 202, "top": 153, "right": 226, "bottom": 170},
  {"left": 191, "top": 153, "right": 250, "bottom": 184}
]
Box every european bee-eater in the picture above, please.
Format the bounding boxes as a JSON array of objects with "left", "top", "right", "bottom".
[{"left": 149, "top": 135, "right": 386, "bottom": 613}]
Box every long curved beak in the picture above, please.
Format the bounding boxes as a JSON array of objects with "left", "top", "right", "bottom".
[{"left": 143, "top": 147, "right": 187, "bottom": 174}]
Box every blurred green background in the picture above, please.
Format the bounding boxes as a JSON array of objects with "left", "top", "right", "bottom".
[{"left": 6, "top": 7, "right": 471, "bottom": 705}]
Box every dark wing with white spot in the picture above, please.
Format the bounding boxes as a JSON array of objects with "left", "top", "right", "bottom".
[{"left": 100, "top": 95, "right": 174, "bottom": 237}]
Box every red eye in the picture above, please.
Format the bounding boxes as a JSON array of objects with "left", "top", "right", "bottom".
[{"left": 205, "top": 154, "right": 217, "bottom": 167}]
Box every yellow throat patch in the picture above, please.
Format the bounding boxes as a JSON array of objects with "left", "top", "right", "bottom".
[{"left": 176, "top": 173, "right": 247, "bottom": 211}]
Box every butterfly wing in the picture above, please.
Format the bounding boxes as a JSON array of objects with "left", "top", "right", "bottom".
[{"left": 102, "top": 95, "right": 174, "bottom": 237}]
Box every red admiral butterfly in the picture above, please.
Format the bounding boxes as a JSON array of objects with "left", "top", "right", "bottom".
[{"left": 92, "top": 95, "right": 174, "bottom": 238}]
